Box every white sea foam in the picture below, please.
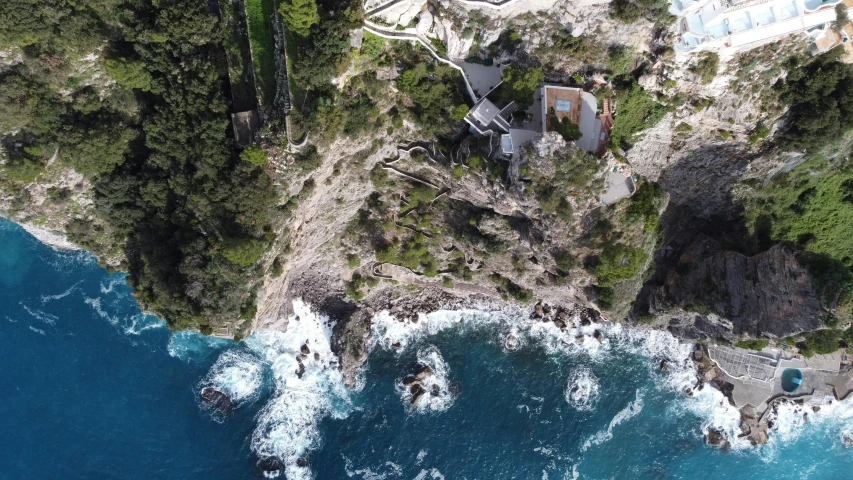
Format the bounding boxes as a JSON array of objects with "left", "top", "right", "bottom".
[
  {"left": 564, "top": 368, "right": 601, "bottom": 412},
  {"left": 764, "top": 394, "right": 853, "bottom": 451},
  {"left": 200, "top": 349, "right": 265, "bottom": 408},
  {"left": 246, "top": 300, "right": 351, "bottom": 480},
  {"left": 342, "top": 456, "right": 403, "bottom": 479},
  {"left": 415, "top": 450, "right": 428, "bottom": 465},
  {"left": 122, "top": 314, "right": 165, "bottom": 335},
  {"left": 369, "top": 306, "right": 747, "bottom": 448},
  {"left": 168, "top": 330, "right": 231, "bottom": 361},
  {"left": 84, "top": 297, "right": 117, "bottom": 325},
  {"left": 28, "top": 326, "right": 46, "bottom": 335},
  {"left": 412, "top": 468, "right": 445, "bottom": 480},
  {"left": 40, "top": 280, "right": 82, "bottom": 303},
  {"left": 581, "top": 389, "right": 644, "bottom": 452},
  {"left": 396, "top": 345, "right": 455, "bottom": 413},
  {"left": 21, "top": 303, "right": 58, "bottom": 325},
  {"left": 100, "top": 277, "right": 125, "bottom": 295}
]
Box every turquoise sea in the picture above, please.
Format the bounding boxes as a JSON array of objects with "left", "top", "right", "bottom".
[{"left": 1, "top": 217, "right": 852, "bottom": 480}]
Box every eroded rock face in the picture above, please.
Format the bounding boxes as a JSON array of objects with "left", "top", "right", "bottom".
[{"left": 643, "top": 234, "right": 828, "bottom": 339}]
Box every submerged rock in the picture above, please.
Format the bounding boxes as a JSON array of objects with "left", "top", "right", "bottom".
[
  {"left": 415, "top": 364, "right": 434, "bottom": 380},
  {"left": 257, "top": 456, "right": 283, "bottom": 478},
  {"left": 410, "top": 383, "right": 427, "bottom": 405},
  {"left": 200, "top": 387, "right": 233, "bottom": 416},
  {"left": 593, "top": 330, "right": 603, "bottom": 343},
  {"left": 659, "top": 359, "right": 669, "bottom": 372},
  {"left": 505, "top": 334, "right": 520, "bottom": 350},
  {"left": 842, "top": 433, "right": 853, "bottom": 448},
  {"left": 705, "top": 428, "right": 730, "bottom": 449},
  {"left": 301, "top": 343, "right": 311, "bottom": 355}
]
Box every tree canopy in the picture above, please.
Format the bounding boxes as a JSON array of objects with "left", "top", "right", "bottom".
[
  {"left": 280, "top": 0, "right": 320, "bottom": 37},
  {"left": 501, "top": 66, "right": 543, "bottom": 111}
]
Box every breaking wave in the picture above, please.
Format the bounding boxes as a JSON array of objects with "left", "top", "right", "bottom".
[
  {"left": 200, "top": 349, "right": 265, "bottom": 408},
  {"left": 565, "top": 368, "right": 600, "bottom": 412},
  {"left": 245, "top": 300, "right": 351, "bottom": 480}
]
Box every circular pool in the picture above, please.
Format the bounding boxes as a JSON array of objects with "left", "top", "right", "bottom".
[{"left": 781, "top": 368, "right": 803, "bottom": 393}]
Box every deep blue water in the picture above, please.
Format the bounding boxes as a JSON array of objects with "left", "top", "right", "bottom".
[{"left": 2, "top": 218, "right": 852, "bottom": 480}]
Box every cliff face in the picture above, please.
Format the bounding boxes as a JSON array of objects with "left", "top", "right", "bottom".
[{"left": 641, "top": 233, "right": 829, "bottom": 340}]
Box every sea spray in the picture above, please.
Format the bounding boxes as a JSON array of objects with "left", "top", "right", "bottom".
[
  {"left": 200, "top": 349, "right": 265, "bottom": 408},
  {"left": 245, "top": 300, "right": 351, "bottom": 480},
  {"left": 368, "top": 306, "right": 753, "bottom": 449},
  {"left": 565, "top": 368, "right": 601, "bottom": 412}
]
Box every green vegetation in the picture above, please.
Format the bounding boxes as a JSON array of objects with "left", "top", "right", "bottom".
[
  {"left": 105, "top": 58, "right": 156, "bottom": 92},
  {"left": 592, "top": 242, "right": 648, "bottom": 287},
  {"left": 531, "top": 149, "right": 601, "bottom": 221},
  {"left": 609, "top": 0, "right": 674, "bottom": 26},
  {"left": 734, "top": 338, "right": 769, "bottom": 351},
  {"left": 0, "top": 0, "right": 276, "bottom": 330},
  {"left": 346, "top": 253, "right": 360, "bottom": 268},
  {"left": 452, "top": 104, "right": 470, "bottom": 121},
  {"left": 489, "top": 273, "right": 534, "bottom": 303},
  {"left": 835, "top": 3, "right": 849, "bottom": 31},
  {"left": 501, "top": 66, "right": 543, "bottom": 111},
  {"left": 776, "top": 47, "right": 853, "bottom": 151},
  {"left": 689, "top": 52, "right": 719, "bottom": 84},
  {"left": 396, "top": 61, "right": 464, "bottom": 130},
  {"left": 241, "top": 144, "right": 269, "bottom": 167},
  {"left": 377, "top": 234, "right": 439, "bottom": 277},
  {"left": 625, "top": 181, "right": 663, "bottom": 231},
  {"left": 609, "top": 83, "right": 665, "bottom": 149},
  {"left": 549, "top": 116, "right": 582, "bottom": 142},
  {"left": 791, "top": 327, "right": 853, "bottom": 356},
  {"left": 246, "top": 0, "right": 279, "bottom": 107},
  {"left": 280, "top": 0, "right": 319, "bottom": 37},
  {"left": 346, "top": 272, "right": 378, "bottom": 301}
]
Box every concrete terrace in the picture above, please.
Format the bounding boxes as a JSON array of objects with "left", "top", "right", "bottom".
[{"left": 709, "top": 345, "right": 853, "bottom": 411}]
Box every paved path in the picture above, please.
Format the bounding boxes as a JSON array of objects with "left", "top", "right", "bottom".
[{"left": 600, "top": 170, "right": 635, "bottom": 205}]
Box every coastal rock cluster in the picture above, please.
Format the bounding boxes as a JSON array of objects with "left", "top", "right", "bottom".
[{"left": 402, "top": 364, "right": 438, "bottom": 406}]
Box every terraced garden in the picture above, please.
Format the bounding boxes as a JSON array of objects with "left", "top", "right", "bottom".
[{"left": 245, "top": 0, "right": 279, "bottom": 109}]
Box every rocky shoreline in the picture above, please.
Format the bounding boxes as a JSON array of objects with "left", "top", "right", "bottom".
[{"left": 18, "top": 222, "right": 80, "bottom": 252}]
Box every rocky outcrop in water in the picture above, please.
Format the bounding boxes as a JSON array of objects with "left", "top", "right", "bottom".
[{"left": 200, "top": 387, "right": 233, "bottom": 416}]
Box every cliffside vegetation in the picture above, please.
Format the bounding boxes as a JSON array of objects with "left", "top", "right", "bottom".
[{"left": 0, "top": 0, "right": 276, "bottom": 332}]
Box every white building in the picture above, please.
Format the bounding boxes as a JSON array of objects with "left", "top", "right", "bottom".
[{"left": 672, "top": 0, "right": 844, "bottom": 52}]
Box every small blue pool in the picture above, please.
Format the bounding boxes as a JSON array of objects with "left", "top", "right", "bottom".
[{"left": 781, "top": 368, "right": 803, "bottom": 393}]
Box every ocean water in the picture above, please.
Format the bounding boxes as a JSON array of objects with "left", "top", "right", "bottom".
[{"left": 2, "top": 217, "right": 852, "bottom": 480}]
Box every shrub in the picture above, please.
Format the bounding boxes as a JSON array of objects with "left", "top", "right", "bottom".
[
  {"left": 240, "top": 144, "right": 268, "bottom": 166},
  {"left": 452, "top": 165, "right": 465, "bottom": 179},
  {"left": 271, "top": 257, "right": 284, "bottom": 277},
  {"left": 592, "top": 242, "right": 648, "bottom": 287},
  {"left": 346, "top": 253, "right": 360, "bottom": 268},
  {"left": 549, "top": 116, "right": 582, "bottom": 142},
  {"left": 501, "top": 65, "right": 543, "bottom": 111},
  {"left": 221, "top": 237, "right": 266, "bottom": 266},
  {"left": 609, "top": 83, "right": 665, "bottom": 149},
  {"left": 689, "top": 52, "right": 719, "bottom": 84},
  {"left": 489, "top": 273, "right": 534, "bottom": 303},
  {"left": 4, "top": 156, "right": 45, "bottom": 182},
  {"left": 452, "top": 104, "right": 469, "bottom": 120},
  {"left": 734, "top": 338, "right": 769, "bottom": 351}
]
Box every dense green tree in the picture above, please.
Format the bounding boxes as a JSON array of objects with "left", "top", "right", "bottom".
[
  {"left": 240, "top": 144, "right": 269, "bottom": 166},
  {"left": 105, "top": 58, "right": 155, "bottom": 92},
  {"left": 280, "top": 0, "right": 320, "bottom": 37},
  {"left": 777, "top": 47, "right": 853, "bottom": 151},
  {"left": 549, "top": 116, "right": 582, "bottom": 142},
  {"left": 501, "top": 66, "right": 543, "bottom": 111}
]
